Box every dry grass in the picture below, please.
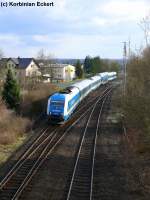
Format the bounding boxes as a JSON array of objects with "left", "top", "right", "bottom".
[
  {"left": 0, "top": 82, "right": 59, "bottom": 164},
  {"left": 25, "top": 82, "right": 59, "bottom": 100},
  {"left": 0, "top": 83, "right": 59, "bottom": 145},
  {"left": 0, "top": 136, "right": 26, "bottom": 164},
  {"left": 20, "top": 83, "right": 59, "bottom": 118},
  {"left": 0, "top": 100, "right": 31, "bottom": 145}
]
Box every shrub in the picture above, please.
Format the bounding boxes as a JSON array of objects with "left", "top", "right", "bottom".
[
  {"left": 20, "top": 83, "right": 59, "bottom": 118},
  {"left": 0, "top": 100, "right": 31, "bottom": 145},
  {"left": 123, "top": 47, "right": 150, "bottom": 152}
]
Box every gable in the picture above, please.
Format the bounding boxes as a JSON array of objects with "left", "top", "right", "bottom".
[
  {"left": 19, "top": 58, "right": 40, "bottom": 69},
  {"left": 8, "top": 58, "right": 19, "bottom": 65},
  {"left": 26, "top": 60, "right": 39, "bottom": 70},
  {"left": 7, "top": 59, "right": 17, "bottom": 68}
]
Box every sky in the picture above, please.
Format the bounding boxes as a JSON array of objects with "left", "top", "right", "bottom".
[{"left": 0, "top": 0, "right": 150, "bottom": 59}]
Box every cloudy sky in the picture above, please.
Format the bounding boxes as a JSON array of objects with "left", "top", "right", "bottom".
[{"left": 0, "top": 0, "right": 149, "bottom": 58}]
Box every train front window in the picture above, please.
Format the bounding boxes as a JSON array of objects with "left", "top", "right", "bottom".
[{"left": 50, "top": 101, "right": 64, "bottom": 107}]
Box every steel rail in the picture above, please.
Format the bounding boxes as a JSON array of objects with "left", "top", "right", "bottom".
[
  {"left": 0, "top": 86, "right": 111, "bottom": 190},
  {"left": 0, "top": 126, "right": 59, "bottom": 189},
  {"left": 10, "top": 88, "right": 113, "bottom": 200},
  {"left": 90, "top": 92, "right": 111, "bottom": 200},
  {"left": 0, "top": 127, "right": 60, "bottom": 190},
  {"left": 0, "top": 86, "right": 113, "bottom": 200},
  {"left": 66, "top": 89, "right": 112, "bottom": 200},
  {"left": 0, "top": 85, "right": 109, "bottom": 189},
  {"left": 0, "top": 127, "right": 49, "bottom": 187}
]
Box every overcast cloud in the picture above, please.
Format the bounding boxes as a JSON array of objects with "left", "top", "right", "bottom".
[{"left": 0, "top": 0, "right": 149, "bottom": 58}]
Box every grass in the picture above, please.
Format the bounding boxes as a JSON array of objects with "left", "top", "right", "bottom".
[
  {"left": 0, "top": 83, "right": 59, "bottom": 146},
  {"left": 0, "top": 101, "right": 31, "bottom": 145},
  {"left": 20, "top": 82, "right": 60, "bottom": 118},
  {"left": 0, "top": 82, "right": 60, "bottom": 164},
  {"left": 0, "top": 136, "right": 26, "bottom": 164}
]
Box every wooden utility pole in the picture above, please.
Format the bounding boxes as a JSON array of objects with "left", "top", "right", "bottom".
[
  {"left": 123, "top": 42, "right": 127, "bottom": 96},
  {"left": 128, "top": 39, "right": 131, "bottom": 57}
]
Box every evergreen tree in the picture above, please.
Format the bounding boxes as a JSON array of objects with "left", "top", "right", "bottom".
[
  {"left": 84, "top": 56, "right": 105, "bottom": 74},
  {"left": 2, "top": 69, "right": 21, "bottom": 112},
  {"left": 84, "top": 56, "right": 92, "bottom": 73},
  {"left": 75, "top": 60, "right": 84, "bottom": 78},
  {"left": 84, "top": 55, "right": 120, "bottom": 74},
  {"left": 91, "top": 56, "right": 103, "bottom": 74}
]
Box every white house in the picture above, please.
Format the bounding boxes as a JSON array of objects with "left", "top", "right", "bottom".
[
  {"left": 7, "top": 58, "right": 41, "bottom": 77},
  {"left": 51, "top": 64, "right": 76, "bottom": 82},
  {"left": 42, "top": 64, "right": 76, "bottom": 82}
]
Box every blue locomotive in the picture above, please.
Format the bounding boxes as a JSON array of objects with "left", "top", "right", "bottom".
[{"left": 47, "top": 72, "right": 117, "bottom": 121}]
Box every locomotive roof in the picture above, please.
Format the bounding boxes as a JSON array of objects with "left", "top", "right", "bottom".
[
  {"left": 59, "top": 86, "right": 76, "bottom": 94},
  {"left": 50, "top": 93, "right": 66, "bottom": 101}
]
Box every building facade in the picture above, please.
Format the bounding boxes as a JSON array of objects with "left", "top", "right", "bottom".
[
  {"left": 50, "top": 64, "right": 76, "bottom": 82},
  {"left": 6, "top": 58, "right": 41, "bottom": 78}
]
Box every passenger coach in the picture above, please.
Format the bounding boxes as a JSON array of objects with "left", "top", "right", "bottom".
[{"left": 47, "top": 72, "right": 117, "bottom": 122}]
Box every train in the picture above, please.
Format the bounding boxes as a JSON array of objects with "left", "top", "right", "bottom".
[{"left": 47, "top": 72, "right": 117, "bottom": 122}]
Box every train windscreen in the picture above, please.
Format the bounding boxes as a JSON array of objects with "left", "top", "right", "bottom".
[{"left": 50, "top": 101, "right": 64, "bottom": 107}]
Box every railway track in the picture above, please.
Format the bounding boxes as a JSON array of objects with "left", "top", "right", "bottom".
[
  {"left": 66, "top": 90, "right": 112, "bottom": 200},
  {"left": 0, "top": 85, "right": 113, "bottom": 200}
]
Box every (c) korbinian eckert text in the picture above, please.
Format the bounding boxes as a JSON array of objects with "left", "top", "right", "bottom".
[{"left": 0, "top": 1, "right": 55, "bottom": 7}]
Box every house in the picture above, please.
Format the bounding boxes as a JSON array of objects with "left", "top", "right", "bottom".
[
  {"left": 50, "top": 64, "right": 76, "bottom": 82},
  {"left": 7, "top": 57, "right": 41, "bottom": 77},
  {"left": 40, "top": 63, "right": 76, "bottom": 82},
  {"left": 37, "top": 59, "right": 52, "bottom": 75}
]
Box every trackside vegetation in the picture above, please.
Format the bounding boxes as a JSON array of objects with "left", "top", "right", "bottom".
[
  {"left": 75, "top": 60, "right": 84, "bottom": 79},
  {"left": 123, "top": 46, "right": 150, "bottom": 153},
  {"left": 2, "top": 69, "right": 21, "bottom": 112},
  {"left": 84, "top": 56, "right": 120, "bottom": 74},
  {"left": 0, "top": 67, "right": 59, "bottom": 165}
]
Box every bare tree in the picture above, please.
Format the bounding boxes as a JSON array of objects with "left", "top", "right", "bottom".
[
  {"left": 139, "top": 14, "right": 150, "bottom": 47},
  {"left": 36, "top": 49, "right": 45, "bottom": 60},
  {"left": 36, "top": 49, "right": 54, "bottom": 82},
  {"left": 36, "top": 49, "right": 54, "bottom": 65}
]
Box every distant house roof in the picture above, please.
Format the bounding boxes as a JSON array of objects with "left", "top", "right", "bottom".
[
  {"left": 50, "top": 64, "right": 74, "bottom": 68},
  {"left": 19, "top": 58, "right": 33, "bottom": 69},
  {"left": 10, "top": 58, "right": 19, "bottom": 65},
  {"left": 7, "top": 57, "right": 39, "bottom": 69},
  {"left": 1, "top": 58, "right": 8, "bottom": 62}
]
